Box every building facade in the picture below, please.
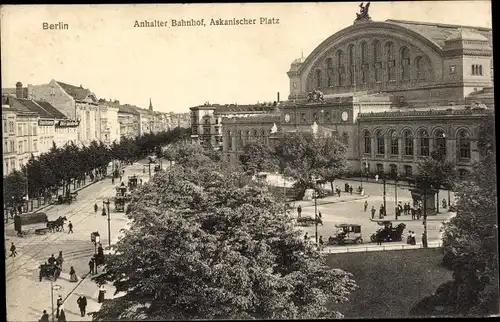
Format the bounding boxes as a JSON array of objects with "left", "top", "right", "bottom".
[
  {"left": 29, "top": 79, "right": 100, "bottom": 146},
  {"left": 201, "top": 10, "right": 494, "bottom": 177},
  {"left": 118, "top": 104, "right": 141, "bottom": 139},
  {"left": 98, "top": 99, "right": 121, "bottom": 145}
]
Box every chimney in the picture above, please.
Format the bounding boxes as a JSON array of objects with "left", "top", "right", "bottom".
[
  {"left": 277, "top": 92, "right": 280, "bottom": 102},
  {"left": 16, "top": 82, "right": 23, "bottom": 98}
]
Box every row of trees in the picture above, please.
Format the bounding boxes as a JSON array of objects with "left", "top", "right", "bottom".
[
  {"left": 93, "top": 142, "right": 357, "bottom": 320},
  {"left": 239, "top": 133, "right": 348, "bottom": 199},
  {"left": 3, "top": 128, "right": 190, "bottom": 208},
  {"left": 412, "top": 117, "right": 499, "bottom": 316}
]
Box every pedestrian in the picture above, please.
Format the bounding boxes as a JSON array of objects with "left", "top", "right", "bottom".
[
  {"left": 376, "top": 233, "right": 383, "bottom": 246},
  {"left": 417, "top": 208, "right": 421, "bottom": 220},
  {"left": 98, "top": 284, "right": 106, "bottom": 303},
  {"left": 319, "top": 236, "right": 324, "bottom": 250},
  {"left": 371, "top": 206, "right": 376, "bottom": 219},
  {"left": 318, "top": 211, "right": 323, "bottom": 225},
  {"left": 411, "top": 207, "right": 416, "bottom": 220},
  {"left": 69, "top": 266, "right": 78, "bottom": 282},
  {"left": 407, "top": 231, "right": 412, "bottom": 244},
  {"left": 364, "top": 200, "right": 368, "bottom": 212},
  {"left": 304, "top": 232, "right": 309, "bottom": 241},
  {"left": 94, "top": 203, "right": 98, "bottom": 213},
  {"left": 375, "top": 174, "right": 379, "bottom": 182},
  {"left": 349, "top": 186, "right": 353, "bottom": 195},
  {"left": 140, "top": 178, "right": 143, "bottom": 185},
  {"left": 442, "top": 198, "right": 447, "bottom": 209},
  {"left": 411, "top": 231, "right": 416, "bottom": 245},
  {"left": 57, "top": 307, "right": 66, "bottom": 322},
  {"left": 337, "top": 188, "right": 341, "bottom": 197},
  {"left": 297, "top": 205, "right": 302, "bottom": 218},
  {"left": 56, "top": 295, "right": 63, "bottom": 318},
  {"left": 67, "top": 221, "right": 73, "bottom": 234},
  {"left": 39, "top": 310, "right": 49, "bottom": 322},
  {"left": 77, "top": 295, "right": 87, "bottom": 317},
  {"left": 89, "top": 257, "right": 95, "bottom": 275},
  {"left": 379, "top": 205, "right": 384, "bottom": 219},
  {"left": 422, "top": 232, "right": 427, "bottom": 247},
  {"left": 9, "top": 242, "right": 17, "bottom": 257}
]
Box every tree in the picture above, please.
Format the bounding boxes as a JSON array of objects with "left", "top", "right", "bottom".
[
  {"left": 239, "top": 141, "right": 276, "bottom": 176},
  {"left": 411, "top": 118, "right": 499, "bottom": 317},
  {"left": 417, "top": 150, "right": 457, "bottom": 213},
  {"left": 92, "top": 156, "right": 357, "bottom": 320},
  {"left": 3, "top": 170, "right": 27, "bottom": 207},
  {"left": 273, "top": 132, "right": 347, "bottom": 199}
]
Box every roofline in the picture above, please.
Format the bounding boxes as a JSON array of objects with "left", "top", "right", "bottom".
[
  {"left": 385, "top": 19, "right": 492, "bottom": 32},
  {"left": 297, "top": 21, "right": 444, "bottom": 75}
]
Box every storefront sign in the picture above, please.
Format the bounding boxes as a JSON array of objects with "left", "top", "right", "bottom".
[
  {"left": 38, "top": 119, "right": 55, "bottom": 126},
  {"left": 57, "top": 120, "right": 80, "bottom": 128}
]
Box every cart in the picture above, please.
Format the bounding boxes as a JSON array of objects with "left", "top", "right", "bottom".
[
  {"left": 296, "top": 215, "right": 322, "bottom": 227},
  {"left": 370, "top": 220, "right": 406, "bottom": 242},
  {"left": 39, "top": 263, "right": 61, "bottom": 281},
  {"left": 14, "top": 213, "right": 49, "bottom": 236},
  {"left": 114, "top": 196, "right": 127, "bottom": 212}
]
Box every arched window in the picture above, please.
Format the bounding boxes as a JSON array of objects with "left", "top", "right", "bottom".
[
  {"left": 435, "top": 129, "right": 446, "bottom": 157},
  {"left": 419, "top": 129, "right": 429, "bottom": 156},
  {"left": 376, "top": 130, "right": 385, "bottom": 154},
  {"left": 315, "top": 69, "right": 322, "bottom": 89},
  {"left": 237, "top": 130, "right": 242, "bottom": 147},
  {"left": 363, "top": 130, "right": 371, "bottom": 154},
  {"left": 373, "top": 40, "right": 382, "bottom": 82},
  {"left": 390, "top": 130, "right": 399, "bottom": 155},
  {"left": 253, "top": 129, "right": 258, "bottom": 139},
  {"left": 227, "top": 131, "right": 232, "bottom": 149},
  {"left": 458, "top": 129, "right": 471, "bottom": 159},
  {"left": 415, "top": 56, "right": 425, "bottom": 80},
  {"left": 326, "top": 58, "right": 333, "bottom": 70},
  {"left": 385, "top": 42, "right": 395, "bottom": 81},
  {"left": 246, "top": 130, "right": 250, "bottom": 141},
  {"left": 336, "top": 50, "right": 344, "bottom": 86},
  {"left": 342, "top": 132, "right": 349, "bottom": 146},
  {"left": 479, "top": 65, "right": 483, "bottom": 75},
  {"left": 400, "top": 47, "right": 411, "bottom": 80},
  {"left": 403, "top": 130, "right": 413, "bottom": 156},
  {"left": 260, "top": 128, "right": 266, "bottom": 143},
  {"left": 348, "top": 45, "right": 355, "bottom": 84},
  {"left": 361, "top": 42, "right": 368, "bottom": 83},
  {"left": 390, "top": 164, "right": 398, "bottom": 176}
]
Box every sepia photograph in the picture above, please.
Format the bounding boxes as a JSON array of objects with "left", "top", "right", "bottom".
[{"left": 1, "top": 1, "right": 498, "bottom": 321}]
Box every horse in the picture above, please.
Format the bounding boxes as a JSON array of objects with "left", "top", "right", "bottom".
[{"left": 55, "top": 216, "right": 68, "bottom": 232}]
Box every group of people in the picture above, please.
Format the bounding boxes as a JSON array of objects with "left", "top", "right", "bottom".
[
  {"left": 39, "top": 295, "right": 89, "bottom": 321},
  {"left": 304, "top": 232, "right": 325, "bottom": 250},
  {"left": 367, "top": 203, "right": 387, "bottom": 219}
]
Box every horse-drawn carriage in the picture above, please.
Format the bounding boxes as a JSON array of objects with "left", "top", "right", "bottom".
[
  {"left": 328, "top": 224, "right": 364, "bottom": 245},
  {"left": 128, "top": 175, "right": 139, "bottom": 191},
  {"left": 296, "top": 215, "right": 322, "bottom": 227},
  {"left": 56, "top": 192, "right": 78, "bottom": 205},
  {"left": 14, "top": 213, "right": 49, "bottom": 236},
  {"left": 39, "top": 263, "right": 61, "bottom": 281},
  {"left": 114, "top": 196, "right": 127, "bottom": 212},
  {"left": 370, "top": 221, "right": 406, "bottom": 242},
  {"left": 46, "top": 216, "right": 68, "bottom": 233}
]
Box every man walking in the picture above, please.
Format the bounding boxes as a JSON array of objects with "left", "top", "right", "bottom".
[
  {"left": 364, "top": 200, "right": 368, "bottom": 212},
  {"left": 379, "top": 205, "right": 384, "bottom": 219},
  {"left": 67, "top": 221, "right": 73, "bottom": 234},
  {"left": 304, "top": 232, "right": 309, "bottom": 241},
  {"left": 56, "top": 295, "right": 63, "bottom": 318},
  {"left": 94, "top": 203, "right": 98, "bottom": 213},
  {"left": 318, "top": 236, "right": 324, "bottom": 250},
  {"left": 371, "top": 206, "right": 376, "bottom": 219},
  {"left": 297, "top": 205, "right": 302, "bottom": 218},
  {"left": 317, "top": 211, "right": 323, "bottom": 225},
  {"left": 9, "top": 242, "right": 17, "bottom": 257},
  {"left": 88, "top": 257, "right": 95, "bottom": 275},
  {"left": 77, "top": 295, "right": 87, "bottom": 317},
  {"left": 39, "top": 310, "right": 49, "bottom": 322}
]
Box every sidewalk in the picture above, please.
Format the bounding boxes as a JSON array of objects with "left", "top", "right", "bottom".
[
  {"left": 293, "top": 193, "right": 369, "bottom": 209},
  {"left": 368, "top": 210, "right": 455, "bottom": 223},
  {"left": 320, "top": 239, "right": 443, "bottom": 254}
]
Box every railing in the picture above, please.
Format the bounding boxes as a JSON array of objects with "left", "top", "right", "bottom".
[
  {"left": 358, "top": 108, "right": 493, "bottom": 119},
  {"left": 320, "top": 240, "right": 443, "bottom": 254}
]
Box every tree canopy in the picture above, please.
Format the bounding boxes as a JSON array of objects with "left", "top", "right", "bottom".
[
  {"left": 92, "top": 148, "right": 357, "bottom": 320},
  {"left": 3, "top": 130, "right": 187, "bottom": 208},
  {"left": 272, "top": 132, "right": 347, "bottom": 198},
  {"left": 411, "top": 117, "right": 499, "bottom": 317},
  {"left": 239, "top": 141, "right": 276, "bottom": 176}
]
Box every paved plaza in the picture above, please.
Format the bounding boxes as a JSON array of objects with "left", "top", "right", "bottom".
[{"left": 4, "top": 160, "right": 154, "bottom": 322}]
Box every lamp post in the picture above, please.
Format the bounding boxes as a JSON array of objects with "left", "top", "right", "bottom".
[
  {"left": 394, "top": 173, "right": 399, "bottom": 219},
  {"left": 314, "top": 179, "right": 319, "bottom": 245},
  {"left": 102, "top": 200, "right": 111, "bottom": 247},
  {"left": 50, "top": 273, "right": 61, "bottom": 322},
  {"left": 376, "top": 173, "right": 387, "bottom": 217}
]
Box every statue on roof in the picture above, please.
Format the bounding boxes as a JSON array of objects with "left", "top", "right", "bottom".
[
  {"left": 355, "top": 2, "right": 371, "bottom": 21},
  {"left": 307, "top": 89, "right": 326, "bottom": 104}
]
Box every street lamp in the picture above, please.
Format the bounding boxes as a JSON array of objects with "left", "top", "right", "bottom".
[
  {"left": 375, "top": 173, "right": 387, "bottom": 217},
  {"left": 102, "top": 200, "right": 111, "bottom": 247},
  {"left": 394, "top": 173, "right": 400, "bottom": 219},
  {"left": 49, "top": 273, "right": 61, "bottom": 322},
  {"left": 313, "top": 179, "right": 319, "bottom": 245}
]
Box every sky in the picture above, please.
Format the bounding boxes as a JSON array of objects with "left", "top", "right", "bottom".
[{"left": 1, "top": 2, "right": 492, "bottom": 113}]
